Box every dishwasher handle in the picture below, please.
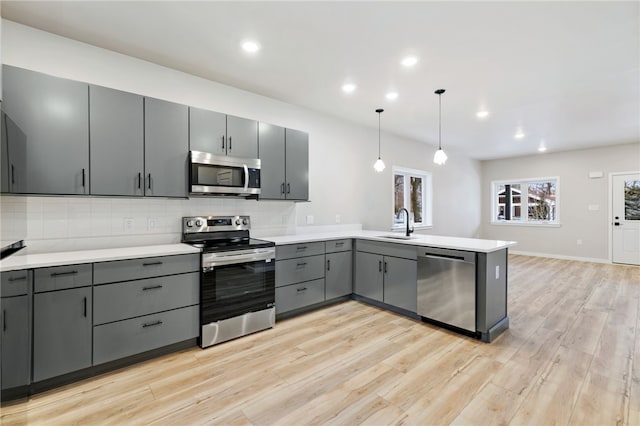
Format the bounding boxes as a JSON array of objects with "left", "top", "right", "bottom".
[
  {"left": 419, "top": 248, "right": 475, "bottom": 264},
  {"left": 422, "top": 254, "right": 470, "bottom": 263}
]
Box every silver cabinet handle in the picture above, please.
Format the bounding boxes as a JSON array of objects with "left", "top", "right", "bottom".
[{"left": 243, "top": 164, "right": 249, "bottom": 192}]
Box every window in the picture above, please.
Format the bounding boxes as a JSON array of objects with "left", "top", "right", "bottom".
[
  {"left": 492, "top": 177, "right": 559, "bottom": 225},
  {"left": 624, "top": 179, "right": 640, "bottom": 220},
  {"left": 392, "top": 166, "right": 432, "bottom": 228}
]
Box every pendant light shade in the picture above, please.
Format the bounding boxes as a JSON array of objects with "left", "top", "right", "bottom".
[
  {"left": 433, "top": 89, "right": 447, "bottom": 166},
  {"left": 374, "top": 108, "right": 385, "bottom": 172}
]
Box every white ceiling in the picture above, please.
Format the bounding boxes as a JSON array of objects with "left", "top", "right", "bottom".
[{"left": 2, "top": 1, "right": 639, "bottom": 160}]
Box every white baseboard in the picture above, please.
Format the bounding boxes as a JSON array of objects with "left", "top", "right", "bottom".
[{"left": 509, "top": 250, "right": 610, "bottom": 264}]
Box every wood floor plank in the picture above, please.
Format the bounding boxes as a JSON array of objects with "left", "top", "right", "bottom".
[{"left": 2, "top": 256, "right": 638, "bottom": 426}]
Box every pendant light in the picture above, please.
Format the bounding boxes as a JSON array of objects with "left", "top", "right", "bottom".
[
  {"left": 433, "top": 89, "right": 448, "bottom": 165},
  {"left": 374, "top": 108, "right": 386, "bottom": 172}
]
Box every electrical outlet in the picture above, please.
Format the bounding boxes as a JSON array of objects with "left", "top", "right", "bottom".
[
  {"left": 495, "top": 265, "right": 500, "bottom": 280},
  {"left": 147, "top": 217, "right": 157, "bottom": 230},
  {"left": 577, "top": 239, "right": 583, "bottom": 245},
  {"left": 124, "top": 217, "right": 134, "bottom": 233},
  {"left": 335, "top": 214, "right": 341, "bottom": 223},
  {"left": 306, "top": 215, "right": 314, "bottom": 225},
  {"left": 588, "top": 204, "right": 599, "bottom": 211}
]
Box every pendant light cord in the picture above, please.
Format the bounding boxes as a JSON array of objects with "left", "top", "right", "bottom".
[
  {"left": 378, "top": 112, "right": 381, "bottom": 157},
  {"left": 438, "top": 92, "right": 442, "bottom": 150}
]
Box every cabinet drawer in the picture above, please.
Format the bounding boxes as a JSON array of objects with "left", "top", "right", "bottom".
[
  {"left": 356, "top": 240, "right": 417, "bottom": 260},
  {"left": 34, "top": 264, "right": 92, "bottom": 293},
  {"left": 93, "top": 305, "right": 199, "bottom": 365},
  {"left": 276, "top": 279, "right": 325, "bottom": 314},
  {"left": 93, "top": 254, "right": 199, "bottom": 284},
  {"left": 325, "top": 239, "right": 352, "bottom": 253},
  {"left": 276, "top": 242, "right": 324, "bottom": 260},
  {"left": 275, "top": 254, "right": 325, "bottom": 287},
  {"left": 1, "top": 270, "right": 31, "bottom": 297},
  {"left": 93, "top": 272, "right": 199, "bottom": 325}
]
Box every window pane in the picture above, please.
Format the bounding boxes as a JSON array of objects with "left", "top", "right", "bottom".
[
  {"left": 510, "top": 184, "right": 521, "bottom": 220},
  {"left": 394, "top": 174, "right": 405, "bottom": 223},
  {"left": 410, "top": 176, "right": 423, "bottom": 223},
  {"left": 496, "top": 184, "right": 506, "bottom": 220},
  {"left": 528, "top": 181, "right": 556, "bottom": 221},
  {"left": 625, "top": 180, "right": 640, "bottom": 220}
]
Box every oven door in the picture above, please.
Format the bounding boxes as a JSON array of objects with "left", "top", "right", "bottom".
[
  {"left": 190, "top": 151, "right": 260, "bottom": 196},
  {"left": 200, "top": 248, "right": 275, "bottom": 325}
]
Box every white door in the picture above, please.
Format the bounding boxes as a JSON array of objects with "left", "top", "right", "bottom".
[{"left": 612, "top": 173, "right": 640, "bottom": 265}]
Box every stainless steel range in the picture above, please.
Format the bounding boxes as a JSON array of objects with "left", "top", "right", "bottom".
[{"left": 182, "top": 215, "right": 276, "bottom": 348}]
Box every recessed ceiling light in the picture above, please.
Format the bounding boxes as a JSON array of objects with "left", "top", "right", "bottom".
[
  {"left": 342, "top": 83, "right": 356, "bottom": 93},
  {"left": 386, "top": 92, "right": 398, "bottom": 101},
  {"left": 401, "top": 56, "right": 418, "bottom": 67},
  {"left": 538, "top": 146, "right": 547, "bottom": 152},
  {"left": 476, "top": 110, "right": 489, "bottom": 119},
  {"left": 514, "top": 130, "right": 525, "bottom": 139},
  {"left": 241, "top": 40, "right": 260, "bottom": 53}
]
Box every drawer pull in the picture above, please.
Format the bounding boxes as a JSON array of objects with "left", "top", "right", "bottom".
[
  {"left": 3, "top": 309, "right": 6, "bottom": 332},
  {"left": 296, "top": 246, "right": 307, "bottom": 250},
  {"left": 142, "top": 285, "right": 163, "bottom": 291},
  {"left": 335, "top": 242, "right": 344, "bottom": 246},
  {"left": 296, "top": 262, "right": 307, "bottom": 267},
  {"left": 142, "top": 320, "right": 163, "bottom": 328},
  {"left": 142, "top": 261, "right": 163, "bottom": 267},
  {"left": 8, "top": 276, "right": 27, "bottom": 282},
  {"left": 296, "top": 287, "right": 307, "bottom": 292},
  {"left": 51, "top": 270, "right": 78, "bottom": 277}
]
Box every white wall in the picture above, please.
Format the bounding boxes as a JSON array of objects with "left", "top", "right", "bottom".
[
  {"left": 480, "top": 142, "right": 640, "bottom": 261},
  {"left": 0, "top": 20, "right": 482, "bottom": 253}
]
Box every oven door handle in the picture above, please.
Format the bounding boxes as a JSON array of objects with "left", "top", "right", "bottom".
[
  {"left": 203, "top": 249, "right": 275, "bottom": 269},
  {"left": 243, "top": 164, "right": 249, "bottom": 192}
]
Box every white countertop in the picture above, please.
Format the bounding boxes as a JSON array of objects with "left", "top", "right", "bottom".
[
  {"left": 0, "top": 244, "right": 201, "bottom": 272},
  {"left": 262, "top": 230, "right": 516, "bottom": 253}
]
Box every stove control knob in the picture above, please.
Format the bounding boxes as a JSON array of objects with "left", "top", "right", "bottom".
[
  {"left": 186, "top": 220, "right": 194, "bottom": 227},
  {"left": 196, "top": 220, "right": 203, "bottom": 227},
  {"left": 242, "top": 218, "right": 249, "bottom": 225},
  {"left": 235, "top": 219, "right": 242, "bottom": 226}
]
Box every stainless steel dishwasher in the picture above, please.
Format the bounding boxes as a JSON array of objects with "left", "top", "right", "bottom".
[{"left": 417, "top": 247, "right": 476, "bottom": 333}]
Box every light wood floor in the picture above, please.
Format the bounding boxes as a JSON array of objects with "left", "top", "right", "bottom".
[{"left": 1, "top": 255, "right": 639, "bottom": 425}]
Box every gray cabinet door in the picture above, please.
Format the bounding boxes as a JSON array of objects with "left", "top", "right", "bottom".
[
  {"left": 326, "top": 251, "right": 353, "bottom": 299},
  {"left": 3, "top": 65, "right": 89, "bottom": 195},
  {"left": 1, "top": 110, "right": 8, "bottom": 193},
  {"left": 1, "top": 295, "right": 30, "bottom": 390},
  {"left": 384, "top": 256, "right": 417, "bottom": 312},
  {"left": 33, "top": 287, "right": 92, "bottom": 382},
  {"left": 258, "top": 122, "right": 286, "bottom": 199},
  {"left": 285, "top": 128, "right": 309, "bottom": 200},
  {"left": 2, "top": 112, "right": 28, "bottom": 193},
  {"left": 144, "top": 97, "right": 188, "bottom": 197},
  {"left": 90, "top": 85, "right": 144, "bottom": 196},
  {"left": 226, "top": 115, "right": 258, "bottom": 159},
  {"left": 355, "top": 251, "right": 383, "bottom": 302},
  {"left": 189, "top": 107, "right": 226, "bottom": 155}
]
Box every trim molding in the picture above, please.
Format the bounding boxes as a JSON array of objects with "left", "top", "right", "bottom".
[{"left": 510, "top": 250, "right": 610, "bottom": 264}]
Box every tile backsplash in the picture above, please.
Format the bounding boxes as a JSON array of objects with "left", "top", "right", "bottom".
[{"left": 0, "top": 195, "right": 297, "bottom": 253}]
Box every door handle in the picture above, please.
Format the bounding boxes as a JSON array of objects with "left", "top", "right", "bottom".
[
  {"left": 83, "top": 297, "right": 87, "bottom": 318},
  {"left": 384, "top": 261, "right": 388, "bottom": 274},
  {"left": 82, "top": 168, "right": 86, "bottom": 187},
  {"left": 243, "top": 164, "right": 249, "bottom": 192},
  {"left": 221, "top": 135, "right": 225, "bottom": 150},
  {"left": 138, "top": 172, "right": 142, "bottom": 189},
  {"left": 614, "top": 222, "right": 621, "bottom": 226},
  {"left": 11, "top": 164, "right": 15, "bottom": 185},
  {"left": 281, "top": 183, "right": 285, "bottom": 194},
  {"left": 3, "top": 309, "right": 6, "bottom": 332},
  {"left": 287, "top": 183, "right": 291, "bottom": 194},
  {"left": 229, "top": 136, "right": 232, "bottom": 150},
  {"left": 378, "top": 260, "right": 382, "bottom": 272},
  {"left": 327, "top": 259, "right": 331, "bottom": 271}
]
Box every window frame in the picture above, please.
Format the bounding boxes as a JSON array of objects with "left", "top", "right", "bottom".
[
  {"left": 391, "top": 166, "right": 433, "bottom": 230},
  {"left": 491, "top": 176, "right": 560, "bottom": 227}
]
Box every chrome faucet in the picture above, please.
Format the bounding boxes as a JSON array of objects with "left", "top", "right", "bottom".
[{"left": 397, "top": 208, "right": 414, "bottom": 237}]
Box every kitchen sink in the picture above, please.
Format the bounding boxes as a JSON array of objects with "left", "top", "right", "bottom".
[{"left": 377, "top": 234, "right": 416, "bottom": 240}]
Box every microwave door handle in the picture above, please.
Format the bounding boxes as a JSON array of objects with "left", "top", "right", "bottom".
[{"left": 243, "top": 164, "right": 249, "bottom": 192}]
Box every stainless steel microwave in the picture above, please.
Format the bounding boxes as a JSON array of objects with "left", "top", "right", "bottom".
[{"left": 189, "top": 151, "right": 261, "bottom": 197}]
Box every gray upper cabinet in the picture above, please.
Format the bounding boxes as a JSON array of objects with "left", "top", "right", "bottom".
[
  {"left": 190, "top": 108, "right": 258, "bottom": 159},
  {"left": 144, "top": 97, "right": 188, "bottom": 198},
  {"left": 189, "top": 107, "right": 226, "bottom": 156},
  {"left": 285, "top": 129, "right": 309, "bottom": 201},
  {"left": 259, "top": 124, "right": 309, "bottom": 201},
  {"left": 90, "top": 86, "right": 144, "bottom": 196},
  {"left": 226, "top": 115, "right": 258, "bottom": 158},
  {"left": 1, "top": 109, "right": 8, "bottom": 193},
  {"left": 258, "top": 123, "right": 286, "bottom": 199},
  {"left": 33, "top": 286, "right": 92, "bottom": 382},
  {"left": 2, "top": 65, "right": 89, "bottom": 195}
]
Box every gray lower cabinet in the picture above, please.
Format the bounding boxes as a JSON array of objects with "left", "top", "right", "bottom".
[
  {"left": 1, "top": 270, "right": 31, "bottom": 391},
  {"left": 258, "top": 123, "right": 309, "bottom": 201},
  {"left": 275, "top": 255, "right": 325, "bottom": 287},
  {"left": 3, "top": 65, "right": 89, "bottom": 195},
  {"left": 355, "top": 251, "right": 384, "bottom": 302},
  {"left": 190, "top": 108, "right": 258, "bottom": 159},
  {"left": 355, "top": 240, "right": 417, "bottom": 312},
  {"left": 326, "top": 251, "right": 353, "bottom": 299},
  {"left": 93, "top": 305, "right": 199, "bottom": 365},
  {"left": 33, "top": 286, "right": 92, "bottom": 382},
  {"left": 275, "top": 279, "right": 325, "bottom": 314},
  {"left": 275, "top": 242, "right": 326, "bottom": 314},
  {"left": 93, "top": 254, "right": 199, "bottom": 285},
  {"left": 144, "top": 97, "right": 188, "bottom": 197},
  {"left": 383, "top": 256, "right": 417, "bottom": 313},
  {"left": 89, "top": 85, "right": 144, "bottom": 196}
]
